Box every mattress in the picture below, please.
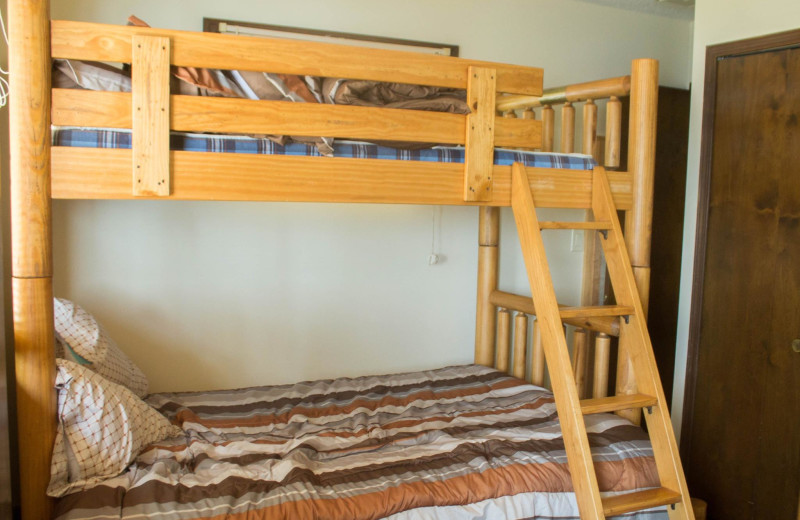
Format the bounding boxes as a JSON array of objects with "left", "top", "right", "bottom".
[
  {"left": 52, "top": 127, "right": 597, "bottom": 170},
  {"left": 54, "top": 364, "right": 666, "bottom": 520}
]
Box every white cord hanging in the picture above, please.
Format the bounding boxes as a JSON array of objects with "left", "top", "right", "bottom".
[{"left": 0, "top": 6, "right": 10, "bottom": 108}]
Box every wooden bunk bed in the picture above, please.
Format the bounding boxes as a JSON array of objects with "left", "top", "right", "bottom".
[{"left": 8, "top": 0, "right": 694, "bottom": 518}]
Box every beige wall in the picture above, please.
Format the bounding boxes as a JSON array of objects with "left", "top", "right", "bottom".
[
  {"left": 44, "top": 0, "right": 693, "bottom": 392},
  {"left": 671, "top": 0, "right": 800, "bottom": 439}
]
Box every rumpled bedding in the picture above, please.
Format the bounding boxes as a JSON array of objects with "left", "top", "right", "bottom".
[{"left": 54, "top": 364, "right": 666, "bottom": 520}]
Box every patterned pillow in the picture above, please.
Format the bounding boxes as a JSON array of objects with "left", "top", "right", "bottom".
[
  {"left": 53, "top": 298, "right": 149, "bottom": 397},
  {"left": 47, "top": 359, "right": 182, "bottom": 497}
]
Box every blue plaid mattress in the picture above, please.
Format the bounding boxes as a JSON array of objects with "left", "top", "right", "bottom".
[{"left": 52, "top": 128, "right": 596, "bottom": 170}]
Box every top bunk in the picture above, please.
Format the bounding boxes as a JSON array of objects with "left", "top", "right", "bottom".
[{"left": 42, "top": 20, "right": 642, "bottom": 208}]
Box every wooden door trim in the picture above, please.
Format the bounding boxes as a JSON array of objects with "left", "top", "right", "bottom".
[{"left": 681, "top": 27, "right": 800, "bottom": 463}]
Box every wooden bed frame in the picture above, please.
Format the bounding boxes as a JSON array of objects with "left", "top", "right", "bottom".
[{"left": 8, "top": 0, "right": 669, "bottom": 518}]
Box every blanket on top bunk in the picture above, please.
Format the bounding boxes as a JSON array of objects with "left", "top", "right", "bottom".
[{"left": 54, "top": 364, "right": 666, "bottom": 520}]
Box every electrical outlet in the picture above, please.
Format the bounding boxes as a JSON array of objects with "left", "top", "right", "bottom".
[{"left": 570, "top": 230, "right": 584, "bottom": 252}]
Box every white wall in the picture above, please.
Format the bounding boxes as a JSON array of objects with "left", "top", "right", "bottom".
[
  {"left": 671, "top": 0, "right": 800, "bottom": 438},
  {"left": 47, "top": 0, "right": 693, "bottom": 392}
]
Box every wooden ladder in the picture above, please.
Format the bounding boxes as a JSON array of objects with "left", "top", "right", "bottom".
[{"left": 510, "top": 163, "right": 694, "bottom": 519}]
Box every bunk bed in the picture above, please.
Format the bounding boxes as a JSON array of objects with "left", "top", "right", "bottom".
[{"left": 7, "top": 1, "right": 694, "bottom": 519}]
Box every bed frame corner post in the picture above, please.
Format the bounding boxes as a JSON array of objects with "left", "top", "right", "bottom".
[
  {"left": 475, "top": 206, "right": 499, "bottom": 367},
  {"left": 8, "top": 0, "right": 57, "bottom": 517},
  {"left": 617, "top": 58, "right": 658, "bottom": 425}
]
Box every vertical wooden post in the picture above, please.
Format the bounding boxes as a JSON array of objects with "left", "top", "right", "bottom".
[
  {"left": 572, "top": 328, "right": 588, "bottom": 399},
  {"left": 617, "top": 59, "right": 659, "bottom": 425},
  {"left": 522, "top": 108, "right": 535, "bottom": 120},
  {"left": 561, "top": 102, "right": 575, "bottom": 153},
  {"left": 496, "top": 308, "right": 511, "bottom": 372},
  {"left": 541, "top": 106, "right": 555, "bottom": 152},
  {"left": 530, "top": 319, "right": 545, "bottom": 387},
  {"left": 475, "top": 207, "right": 499, "bottom": 366},
  {"left": 593, "top": 333, "right": 611, "bottom": 398},
  {"left": 512, "top": 312, "right": 528, "bottom": 379},
  {"left": 605, "top": 96, "right": 622, "bottom": 169},
  {"left": 463, "top": 66, "right": 497, "bottom": 201},
  {"left": 582, "top": 100, "right": 598, "bottom": 156},
  {"left": 9, "top": 0, "right": 56, "bottom": 518}
]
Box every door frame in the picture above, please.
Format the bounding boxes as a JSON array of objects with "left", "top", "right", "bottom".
[{"left": 681, "top": 27, "right": 800, "bottom": 463}]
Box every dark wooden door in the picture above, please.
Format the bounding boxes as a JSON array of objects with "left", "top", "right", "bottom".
[{"left": 684, "top": 44, "right": 800, "bottom": 519}]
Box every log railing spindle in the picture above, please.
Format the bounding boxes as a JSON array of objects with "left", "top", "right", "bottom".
[
  {"left": 582, "top": 100, "right": 597, "bottom": 157},
  {"left": 593, "top": 333, "right": 611, "bottom": 398},
  {"left": 496, "top": 308, "right": 512, "bottom": 372},
  {"left": 512, "top": 312, "right": 528, "bottom": 379},
  {"left": 542, "top": 106, "right": 555, "bottom": 152},
  {"left": 571, "top": 328, "right": 588, "bottom": 398},
  {"left": 561, "top": 102, "right": 575, "bottom": 153},
  {"left": 605, "top": 96, "right": 622, "bottom": 169},
  {"left": 530, "top": 319, "right": 545, "bottom": 387}
]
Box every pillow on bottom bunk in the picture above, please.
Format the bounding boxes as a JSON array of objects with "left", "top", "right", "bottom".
[
  {"left": 54, "top": 298, "right": 149, "bottom": 397},
  {"left": 47, "top": 359, "right": 182, "bottom": 498}
]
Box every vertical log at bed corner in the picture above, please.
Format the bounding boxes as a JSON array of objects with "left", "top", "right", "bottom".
[
  {"left": 616, "top": 59, "right": 658, "bottom": 425},
  {"left": 475, "top": 207, "right": 499, "bottom": 366},
  {"left": 9, "top": 0, "right": 56, "bottom": 518}
]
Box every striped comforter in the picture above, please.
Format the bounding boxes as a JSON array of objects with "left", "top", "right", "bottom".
[{"left": 54, "top": 365, "right": 667, "bottom": 519}]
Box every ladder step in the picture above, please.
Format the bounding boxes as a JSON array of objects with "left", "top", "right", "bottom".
[
  {"left": 580, "top": 393, "right": 658, "bottom": 415},
  {"left": 539, "top": 221, "right": 612, "bottom": 230},
  {"left": 558, "top": 305, "right": 633, "bottom": 319},
  {"left": 602, "top": 487, "right": 683, "bottom": 516}
]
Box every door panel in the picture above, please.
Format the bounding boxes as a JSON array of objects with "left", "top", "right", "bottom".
[{"left": 687, "top": 47, "right": 800, "bottom": 519}]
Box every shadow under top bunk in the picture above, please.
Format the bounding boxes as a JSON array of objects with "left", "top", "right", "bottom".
[{"left": 47, "top": 20, "right": 635, "bottom": 208}]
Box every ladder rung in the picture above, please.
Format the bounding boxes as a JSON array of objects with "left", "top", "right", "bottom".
[
  {"left": 539, "top": 221, "right": 612, "bottom": 230},
  {"left": 558, "top": 305, "right": 633, "bottom": 319},
  {"left": 602, "top": 487, "right": 682, "bottom": 516},
  {"left": 580, "top": 393, "right": 658, "bottom": 415}
]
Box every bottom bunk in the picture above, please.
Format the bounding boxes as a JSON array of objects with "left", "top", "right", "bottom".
[{"left": 52, "top": 363, "right": 667, "bottom": 520}]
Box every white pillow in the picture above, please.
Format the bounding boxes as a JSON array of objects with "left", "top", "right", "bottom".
[
  {"left": 53, "top": 298, "right": 149, "bottom": 397},
  {"left": 47, "top": 359, "right": 182, "bottom": 497}
]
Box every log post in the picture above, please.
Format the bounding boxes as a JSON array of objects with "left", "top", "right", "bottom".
[
  {"left": 582, "top": 100, "right": 597, "bottom": 156},
  {"left": 496, "top": 308, "right": 511, "bottom": 372},
  {"left": 593, "top": 333, "right": 611, "bottom": 398},
  {"left": 561, "top": 102, "right": 575, "bottom": 153},
  {"left": 475, "top": 207, "right": 499, "bottom": 366},
  {"left": 604, "top": 96, "right": 622, "bottom": 169},
  {"left": 617, "top": 59, "right": 658, "bottom": 425},
  {"left": 512, "top": 312, "right": 528, "bottom": 379},
  {"left": 9, "top": 0, "right": 56, "bottom": 518},
  {"left": 541, "top": 106, "right": 555, "bottom": 152}
]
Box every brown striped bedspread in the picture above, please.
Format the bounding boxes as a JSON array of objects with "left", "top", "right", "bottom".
[{"left": 54, "top": 365, "right": 668, "bottom": 519}]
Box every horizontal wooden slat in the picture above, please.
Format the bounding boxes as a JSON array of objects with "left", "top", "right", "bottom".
[
  {"left": 50, "top": 148, "right": 633, "bottom": 209},
  {"left": 51, "top": 20, "right": 543, "bottom": 95},
  {"left": 488, "top": 290, "right": 620, "bottom": 336},
  {"left": 52, "top": 89, "right": 541, "bottom": 148},
  {"left": 601, "top": 487, "right": 682, "bottom": 516},
  {"left": 579, "top": 393, "right": 658, "bottom": 415},
  {"left": 496, "top": 75, "right": 631, "bottom": 112},
  {"left": 558, "top": 305, "right": 634, "bottom": 319},
  {"left": 539, "top": 220, "right": 611, "bottom": 230}
]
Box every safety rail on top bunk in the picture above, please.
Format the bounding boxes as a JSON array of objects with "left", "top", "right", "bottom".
[
  {"left": 476, "top": 61, "right": 658, "bottom": 413},
  {"left": 45, "top": 20, "right": 637, "bottom": 209}
]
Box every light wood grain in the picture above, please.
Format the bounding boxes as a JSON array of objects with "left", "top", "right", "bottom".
[
  {"left": 539, "top": 221, "right": 611, "bottom": 230},
  {"left": 530, "top": 320, "right": 545, "bottom": 387},
  {"left": 541, "top": 106, "right": 554, "bottom": 152},
  {"left": 496, "top": 308, "right": 511, "bottom": 372},
  {"left": 582, "top": 100, "right": 598, "bottom": 156},
  {"left": 561, "top": 103, "right": 575, "bottom": 154},
  {"left": 132, "top": 35, "right": 170, "bottom": 196},
  {"left": 593, "top": 333, "right": 611, "bottom": 398},
  {"left": 580, "top": 393, "right": 657, "bottom": 415},
  {"left": 605, "top": 96, "right": 622, "bottom": 168},
  {"left": 464, "top": 67, "right": 497, "bottom": 201},
  {"left": 571, "top": 328, "right": 588, "bottom": 399},
  {"left": 511, "top": 163, "right": 605, "bottom": 519},
  {"left": 495, "top": 75, "right": 630, "bottom": 111},
  {"left": 488, "top": 290, "right": 620, "bottom": 336},
  {"left": 12, "top": 278, "right": 56, "bottom": 520},
  {"left": 10, "top": 0, "right": 52, "bottom": 278},
  {"left": 51, "top": 20, "right": 543, "bottom": 95},
  {"left": 592, "top": 167, "right": 694, "bottom": 520},
  {"left": 50, "top": 148, "right": 635, "bottom": 209},
  {"left": 558, "top": 305, "right": 633, "bottom": 319},
  {"left": 52, "top": 89, "right": 541, "bottom": 150},
  {"left": 475, "top": 207, "right": 499, "bottom": 366},
  {"left": 602, "top": 488, "right": 682, "bottom": 517},
  {"left": 512, "top": 312, "right": 528, "bottom": 379}
]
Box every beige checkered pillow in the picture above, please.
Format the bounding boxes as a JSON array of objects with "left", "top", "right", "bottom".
[
  {"left": 53, "top": 298, "right": 149, "bottom": 397},
  {"left": 47, "top": 359, "right": 182, "bottom": 497}
]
